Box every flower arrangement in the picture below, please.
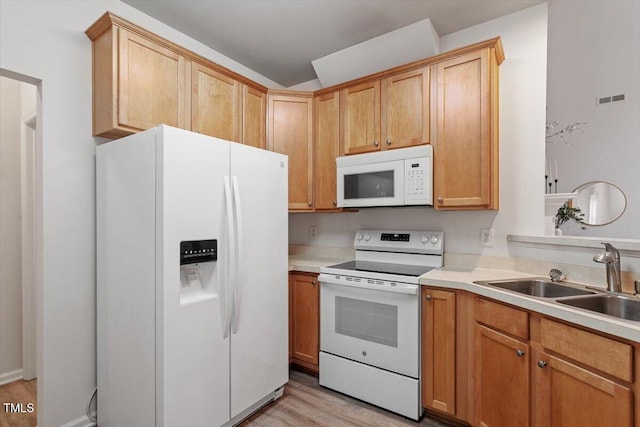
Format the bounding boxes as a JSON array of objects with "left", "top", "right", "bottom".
[{"left": 555, "top": 203, "right": 586, "bottom": 229}]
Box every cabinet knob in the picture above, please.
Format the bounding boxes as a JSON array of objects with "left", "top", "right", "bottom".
[
  {"left": 312, "top": 280, "right": 318, "bottom": 286},
  {"left": 537, "top": 360, "right": 548, "bottom": 368},
  {"left": 373, "top": 141, "right": 379, "bottom": 147},
  {"left": 333, "top": 200, "right": 337, "bottom": 206},
  {"left": 386, "top": 139, "right": 392, "bottom": 146},
  {"left": 437, "top": 197, "right": 443, "bottom": 203},
  {"left": 308, "top": 201, "right": 312, "bottom": 207},
  {"left": 515, "top": 349, "right": 525, "bottom": 357},
  {"left": 424, "top": 294, "right": 432, "bottom": 301}
]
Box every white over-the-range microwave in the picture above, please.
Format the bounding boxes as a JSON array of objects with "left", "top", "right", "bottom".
[{"left": 336, "top": 145, "right": 432, "bottom": 208}]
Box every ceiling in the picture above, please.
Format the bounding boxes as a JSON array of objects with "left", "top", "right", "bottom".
[{"left": 122, "top": 0, "right": 545, "bottom": 87}]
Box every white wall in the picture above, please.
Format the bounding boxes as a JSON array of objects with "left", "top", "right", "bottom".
[
  {"left": 0, "top": 1, "right": 280, "bottom": 425},
  {"left": 290, "top": 3, "right": 549, "bottom": 256},
  {"left": 546, "top": 0, "right": 640, "bottom": 239},
  {"left": 0, "top": 76, "right": 24, "bottom": 382}
]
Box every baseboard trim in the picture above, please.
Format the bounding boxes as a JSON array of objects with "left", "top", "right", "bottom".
[
  {"left": 0, "top": 369, "right": 23, "bottom": 386},
  {"left": 59, "top": 415, "right": 96, "bottom": 427}
]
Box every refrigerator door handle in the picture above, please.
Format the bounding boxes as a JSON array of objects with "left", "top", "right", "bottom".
[
  {"left": 222, "top": 176, "right": 235, "bottom": 339},
  {"left": 231, "top": 176, "right": 244, "bottom": 334}
]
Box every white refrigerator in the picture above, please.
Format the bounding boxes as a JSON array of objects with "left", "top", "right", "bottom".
[{"left": 97, "top": 125, "right": 288, "bottom": 426}]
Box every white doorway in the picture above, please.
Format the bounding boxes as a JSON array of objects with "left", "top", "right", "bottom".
[
  {"left": 21, "top": 109, "right": 37, "bottom": 380},
  {"left": 0, "top": 72, "right": 40, "bottom": 402}
]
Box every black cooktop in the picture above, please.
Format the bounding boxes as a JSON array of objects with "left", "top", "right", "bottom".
[{"left": 325, "top": 260, "right": 436, "bottom": 277}]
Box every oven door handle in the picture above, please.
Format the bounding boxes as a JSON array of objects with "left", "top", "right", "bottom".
[{"left": 319, "top": 274, "right": 418, "bottom": 295}]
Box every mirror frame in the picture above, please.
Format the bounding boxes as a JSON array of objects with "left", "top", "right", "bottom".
[{"left": 572, "top": 181, "right": 627, "bottom": 227}]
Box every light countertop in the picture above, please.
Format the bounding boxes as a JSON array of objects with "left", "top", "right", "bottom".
[
  {"left": 287, "top": 253, "right": 640, "bottom": 342},
  {"left": 421, "top": 267, "right": 640, "bottom": 343},
  {"left": 288, "top": 254, "right": 350, "bottom": 274}
]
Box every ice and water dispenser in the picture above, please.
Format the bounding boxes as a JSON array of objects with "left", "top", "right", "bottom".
[{"left": 179, "top": 239, "right": 218, "bottom": 304}]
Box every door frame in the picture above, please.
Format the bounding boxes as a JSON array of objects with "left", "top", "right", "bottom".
[{"left": 21, "top": 110, "right": 37, "bottom": 380}]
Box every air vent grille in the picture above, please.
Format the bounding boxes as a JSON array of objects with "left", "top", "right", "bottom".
[{"left": 597, "top": 93, "right": 625, "bottom": 106}]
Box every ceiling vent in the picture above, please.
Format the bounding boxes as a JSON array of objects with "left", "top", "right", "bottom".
[{"left": 311, "top": 18, "right": 440, "bottom": 88}]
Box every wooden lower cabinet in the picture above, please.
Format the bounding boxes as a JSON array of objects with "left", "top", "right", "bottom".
[
  {"left": 474, "top": 324, "right": 530, "bottom": 427},
  {"left": 535, "top": 353, "right": 633, "bottom": 427},
  {"left": 421, "top": 289, "right": 456, "bottom": 415},
  {"left": 289, "top": 272, "right": 319, "bottom": 373},
  {"left": 421, "top": 291, "right": 636, "bottom": 427}
]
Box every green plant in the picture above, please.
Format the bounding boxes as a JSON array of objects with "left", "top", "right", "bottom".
[{"left": 555, "top": 203, "right": 585, "bottom": 229}]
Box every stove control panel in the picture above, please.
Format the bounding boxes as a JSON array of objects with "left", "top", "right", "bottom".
[{"left": 354, "top": 230, "right": 443, "bottom": 254}]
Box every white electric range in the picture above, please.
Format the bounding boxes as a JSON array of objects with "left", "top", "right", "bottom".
[{"left": 318, "top": 230, "right": 444, "bottom": 420}]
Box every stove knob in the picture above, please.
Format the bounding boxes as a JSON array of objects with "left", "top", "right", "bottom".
[
  {"left": 420, "top": 235, "right": 429, "bottom": 244},
  {"left": 356, "top": 233, "right": 363, "bottom": 241},
  {"left": 430, "top": 235, "right": 439, "bottom": 245},
  {"left": 364, "top": 233, "right": 371, "bottom": 241}
]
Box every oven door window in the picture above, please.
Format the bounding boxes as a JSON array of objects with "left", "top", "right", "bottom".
[
  {"left": 335, "top": 296, "right": 398, "bottom": 348},
  {"left": 344, "top": 170, "right": 394, "bottom": 200}
]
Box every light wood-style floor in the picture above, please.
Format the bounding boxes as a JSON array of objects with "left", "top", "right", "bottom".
[
  {"left": 240, "top": 370, "right": 452, "bottom": 427},
  {"left": 0, "top": 379, "right": 37, "bottom": 427},
  {"left": 0, "top": 372, "right": 453, "bottom": 427}
]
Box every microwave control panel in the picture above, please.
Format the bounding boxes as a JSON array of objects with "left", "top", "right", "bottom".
[
  {"left": 180, "top": 239, "right": 217, "bottom": 265},
  {"left": 404, "top": 157, "right": 432, "bottom": 204}
]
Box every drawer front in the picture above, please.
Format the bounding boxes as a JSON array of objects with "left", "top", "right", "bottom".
[
  {"left": 475, "top": 297, "right": 529, "bottom": 340},
  {"left": 541, "top": 318, "right": 633, "bottom": 382}
]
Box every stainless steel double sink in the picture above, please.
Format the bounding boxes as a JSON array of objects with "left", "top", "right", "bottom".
[{"left": 473, "top": 278, "right": 640, "bottom": 322}]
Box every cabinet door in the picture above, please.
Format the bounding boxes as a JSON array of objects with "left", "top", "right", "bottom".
[
  {"left": 422, "top": 289, "right": 456, "bottom": 415},
  {"left": 288, "top": 276, "right": 293, "bottom": 363},
  {"left": 191, "top": 62, "right": 240, "bottom": 141},
  {"left": 118, "top": 29, "right": 188, "bottom": 131},
  {"left": 267, "top": 93, "right": 314, "bottom": 210},
  {"left": 241, "top": 85, "right": 266, "bottom": 149},
  {"left": 535, "top": 354, "right": 632, "bottom": 427},
  {"left": 342, "top": 80, "right": 381, "bottom": 155},
  {"left": 314, "top": 91, "right": 341, "bottom": 210},
  {"left": 434, "top": 49, "right": 498, "bottom": 210},
  {"left": 291, "top": 274, "right": 320, "bottom": 371},
  {"left": 475, "top": 324, "right": 530, "bottom": 427},
  {"left": 382, "top": 67, "right": 430, "bottom": 149}
]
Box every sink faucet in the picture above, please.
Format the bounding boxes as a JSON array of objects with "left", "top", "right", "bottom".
[{"left": 593, "top": 243, "right": 622, "bottom": 293}]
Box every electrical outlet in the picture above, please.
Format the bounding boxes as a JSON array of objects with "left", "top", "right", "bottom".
[
  {"left": 309, "top": 225, "right": 318, "bottom": 239},
  {"left": 480, "top": 228, "right": 494, "bottom": 247}
]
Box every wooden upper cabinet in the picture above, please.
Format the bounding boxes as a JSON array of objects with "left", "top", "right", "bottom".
[
  {"left": 314, "top": 91, "right": 341, "bottom": 210},
  {"left": 267, "top": 91, "right": 314, "bottom": 210},
  {"left": 86, "top": 12, "right": 268, "bottom": 140},
  {"left": 382, "top": 67, "right": 430, "bottom": 149},
  {"left": 241, "top": 85, "right": 266, "bottom": 149},
  {"left": 118, "top": 29, "right": 189, "bottom": 133},
  {"left": 88, "top": 24, "right": 189, "bottom": 139},
  {"left": 341, "top": 67, "right": 429, "bottom": 155},
  {"left": 433, "top": 48, "right": 499, "bottom": 210},
  {"left": 342, "top": 80, "right": 381, "bottom": 155},
  {"left": 191, "top": 62, "right": 240, "bottom": 141}
]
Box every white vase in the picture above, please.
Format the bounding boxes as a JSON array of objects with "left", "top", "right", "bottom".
[{"left": 555, "top": 228, "right": 563, "bottom": 236}]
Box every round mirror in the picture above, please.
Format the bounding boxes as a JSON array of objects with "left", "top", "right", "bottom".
[{"left": 572, "top": 181, "right": 627, "bottom": 226}]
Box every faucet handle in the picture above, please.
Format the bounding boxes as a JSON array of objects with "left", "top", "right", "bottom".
[{"left": 549, "top": 269, "right": 566, "bottom": 282}]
